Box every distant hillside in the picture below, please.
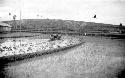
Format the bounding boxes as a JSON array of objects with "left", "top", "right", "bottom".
[{"left": 3, "top": 19, "right": 125, "bottom": 34}]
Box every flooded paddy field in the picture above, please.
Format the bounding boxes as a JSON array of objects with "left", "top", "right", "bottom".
[
  {"left": 0, "top": 33, "right": 125, "bottom": 78},
  {"left": 0, "top": 32, "right": 80, "bottom": 58}
]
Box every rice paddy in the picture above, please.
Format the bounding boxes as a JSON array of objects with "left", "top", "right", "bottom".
[
  {"left": 0, "top": 35, "right": 80, "bottom": 57},
  {"left": 0, "top": 33, "right": 125, "bottom": 78}
]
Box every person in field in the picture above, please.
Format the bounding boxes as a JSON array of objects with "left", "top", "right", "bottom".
[{"left": 50, "top": 34, "right": 62, "bottom": 41}]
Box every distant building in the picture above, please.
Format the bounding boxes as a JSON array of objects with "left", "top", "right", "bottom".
[{"left": 0, "top": 22, "right": 12, "bottom": 32}]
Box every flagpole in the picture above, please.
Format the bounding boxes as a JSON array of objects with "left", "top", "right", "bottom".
[
  {"left": 20, "top": 10, "right": 21, "bottom": 33},
  {"left": 20, "top": 0, "right": 22, "bottom": 46}
]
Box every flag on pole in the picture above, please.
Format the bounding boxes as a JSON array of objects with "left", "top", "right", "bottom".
[
  {"left": 9, "top": 13, "right": 11, "bottom": 15},
  {"left": 93, "top": 15, "right": 96, "bottom": 18}
]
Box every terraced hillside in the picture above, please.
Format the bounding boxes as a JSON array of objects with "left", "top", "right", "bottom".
[{"left": 3, "top": 19, "right": 125, "bottom": 34}]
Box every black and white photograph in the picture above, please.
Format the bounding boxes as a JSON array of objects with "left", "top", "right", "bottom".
[{"left": 0, "top": 0, "right": 125, "bottom": 78}]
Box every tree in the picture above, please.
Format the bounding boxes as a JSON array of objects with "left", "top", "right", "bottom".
[
  {"left": 119, "top": 23, "right": 123, "bottom": 34},
  {"left": 37, "top": 14, "right": 39, "bottom": 18},
  {"left": 13, "top": 15, "right": 16, "bottom": 20},
  {"left": 9, "top": 13, "right": 11, "bottom": 16},
  {"left": 120, "top": 23, "right": 122, "bottom": 28}
]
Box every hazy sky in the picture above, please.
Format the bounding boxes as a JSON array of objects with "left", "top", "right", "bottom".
[{"left": 0, "top": 0, "right": 125, "bottom": 25}]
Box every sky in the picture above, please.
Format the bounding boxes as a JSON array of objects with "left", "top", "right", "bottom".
[{"left": 0, "top": 0, "right": 125, "bottom": 25}]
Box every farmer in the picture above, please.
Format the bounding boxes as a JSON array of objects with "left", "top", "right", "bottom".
[{"left": 50, "top": 34, "right": 61, "bottom": 41}]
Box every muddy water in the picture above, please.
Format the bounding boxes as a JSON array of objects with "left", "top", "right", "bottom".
[{"left": 1, "top": 36, "right": 125, "bottom": 78}]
